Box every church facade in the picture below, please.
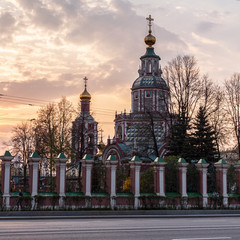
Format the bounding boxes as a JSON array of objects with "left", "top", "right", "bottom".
[{"left": 102, "top": 16, "right": 170, "bottom": 161}]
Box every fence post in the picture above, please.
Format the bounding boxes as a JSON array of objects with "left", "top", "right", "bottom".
[
  {"left": 215, "top": 159, "right": 228, "bottom": 207},
  {"left": 0, "top": 151, "right": 13, "bottom": 209},
  {"left": 178, "top": 158, "right": 188, "bottom": 198},
  {"left": 130, "top": 156, "right": 142, "bottom": 209},
  {"left": 154, "top": 157, "right": 166, "bottom": 197},
  {"left": 234, "top": 160, "right": 240, "bottom": 194},
  {"left": 106, "top": 155, "right": 118, "bottom": 209},
  {"left": 196, "top": 158, "right": 209, "bottom": 207},
  {"left": 28, "top": 152, "right": 41, "bottom": 209},
  {"left": 80, "top": 154, "right": 93, "bottom": 197},
  {"left": 55, "top": 153, "right": 68, "bottom": 208}
]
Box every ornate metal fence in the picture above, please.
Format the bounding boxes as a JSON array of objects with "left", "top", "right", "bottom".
[
  {"left": 227, "top": 164, "right": 237, "bottom": 194},
  {"left": 140, "top": 166, "right": 154, "bottom": 193},
  {"left": 92, "top": 161, "right": 106, "bottom": 193},
  {"left": 66, "top": 163, "right": 81, "bottom": 192},
  {"left": 10, "top": 156, "right": 29, "bottom": 192},
  {"left": 116, "top": 162, "right": 130, "bottom": 193},
  {"left": 207, "top": 163, "right": 216, "bottom": 193},
  {"left": 187, "top": 163, "right": 199, "bottom": 193},
  {"left": 39, "top": 157, "right": 56, "bottom": 192}
]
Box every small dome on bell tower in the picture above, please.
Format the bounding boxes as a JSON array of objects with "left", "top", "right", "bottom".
[{"left": 80, "top": 76, "right": 91, "bottom": 101}]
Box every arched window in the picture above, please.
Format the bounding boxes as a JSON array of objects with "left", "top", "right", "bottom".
[{"left": 117, "top": 126, "right": 122, "bottom": 139}]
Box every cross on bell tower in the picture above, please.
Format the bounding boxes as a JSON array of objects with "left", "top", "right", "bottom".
[
  {"left": 146, "top": 15, "right": 154, "bottom": 34},
  {"left": 84, "top": 76, "right": 88, "bottom": 89}
]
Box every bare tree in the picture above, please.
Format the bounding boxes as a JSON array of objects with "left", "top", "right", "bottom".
[
  {"left": 56, "top": 97, "right": 75, "bottom": 155},
  {"left": 35, "top": 103, "right": 57, "bottom": 183},
  {"left": 164, "top": 55, "right": 202, "bottom": 123},
  {"left": 199, "top": 76, "right": 227, "bottom": 158},
  {"left": 35, "top": 97, "right": 75, "bottom": 189},
  {"left": 11, "top": 121, "right": 35, "bottom": 190},
  {"left": 225, "top": 73, "right": 240, "bottom": 158},
  {"left": 163, "top": 55, "right": 202, "bottom": 155}
]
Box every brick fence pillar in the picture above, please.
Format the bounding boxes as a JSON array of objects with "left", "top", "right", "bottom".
[
  {"left": 0, "top": 151, "right": 13, "bottom": 209},
  {"left": 130, "top": 156, "right": 142, "bottom": 209},
  {"left": 80, "top": 154, "right": 93, "bottom": 197},
  {"left": 106, "top": 155, "right": 118, "bottom": 209},
  {"left": 154, "top": 157, "right": 166, "bottom": 197},
  {"left": 55, "top": 153, "right": 68, "bottom": 207},
  {"left": 178, "top": 158, "right": 188, "bottom": 197},
  {"left": 28, "top": 152, "right": 40, "bottom": 209},
  {"left": 196, "top": 158, "right": 209, "bottom": 207},
  {"left": 215, "top": 159, "right": 228, "bottom": 206}
]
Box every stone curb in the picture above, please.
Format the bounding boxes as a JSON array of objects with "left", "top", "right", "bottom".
[{"left": 1, "top": 210, "right": 240, "bottom": 220}]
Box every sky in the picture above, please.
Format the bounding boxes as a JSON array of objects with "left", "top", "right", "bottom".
[{"left": 0, "top": 0, "right": 240, "bottom": 152}]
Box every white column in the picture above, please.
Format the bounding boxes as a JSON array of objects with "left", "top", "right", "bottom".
[
  {"left": 85, "top": 164, "right": 92, "bottom": 196},
  {"left": 159, "top": 167, "right": 165, "bottom": 196},
  {"left": 31, "top": 162, "right": 39, "bottom": 197},
  {"left": 135, "top": 166, "right": 141, "bottom": 197},
  {"left": 223, "top": 169, "right": 227, "bottom": 196},
  {"left": 182, "top": 167, "right": 187, "bottom": 197},
  {"left": 110, "top": 165, "right": 117, "bottom": 197},
  {"left": 223, "top": 168, "right": 228, "bottom": 206},
  {"left": 3, "top": 162, "right": 11, "bottom": 209},
  {"left": 134, "top": 165, "right": 141, "bottom": 209},
  {"left": 59, "top": 164, "right": 65, "bottom": 196},
  {"left": 202, "top": 169, "right": 207, "bottom": 196},
  {"left": 202, "top": 168, "right": 208, "bottom": 207},
  {"left": 3, "top": 162, "right": 10, "bottom": 196}
]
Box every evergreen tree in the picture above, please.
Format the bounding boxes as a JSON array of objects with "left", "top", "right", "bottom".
[
  {"left": 168, "top": 109, "right": 190, "bottom": 157},
  {"left": 191, "top": 106, "right": 217, "bottom": 162}
]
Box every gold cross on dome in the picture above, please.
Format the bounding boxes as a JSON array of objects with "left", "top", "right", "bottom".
[
  {"left": 146, "top": 15, "right": 154, "bottom": 33},
  {"left": 83, "top": 76, "right": 88, "bottom": 88}
]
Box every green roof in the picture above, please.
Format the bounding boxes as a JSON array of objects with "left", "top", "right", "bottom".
[
  {"left": 116, "top": 192, "right": 134, "bottom": 197},
  {"left": 4, "top": 151, "right": 12, "bottom": 157},
  {"left": 140, "top": 193, "right": 157, "bottom": 197},
  {"left": 10, "top": 192, "right": 31, "bottom": 197},
  {"left": 178, "top": 158, "right": 186, "bottom": 163},
  {"left": 91, "top": 192, "right": 109, "bottom": 197},
  {"left": 131, "top": 156, "right": 141, "bottom": 162},
  {"left": 82, "top": 154, "right": 92, "bottom": 160},
  {"left": 140, "top": 47, "right": 160, "bottom": 59},
  {"left": 154, "top": 157, "right": 165, "bottom": 163},
  {"left": 30, "top": 152, "right": 39, "bottom": 158},
  {"left": 228, "top": 193, "right": 240, "bottom": 197},
  {"left": 215, "top": 159, "right": 227, "bottom": 165},
  {"left": 107, "top": 155, "right": 117, "bottom": 161},
  {"left": 198, "top": 158, "right": 207, "bottom": 164},
  {"left": 166, "top": 192, "right": 181, "bottom": 197},
  {"left": 38, "top": 192, "right": 58, "bottom": 197},
  {"left": 58, "top": 153, "right": 67, "bottom": 159},
  {"left": 187, "top": 192, "right": 202, "bottom": 198},
  {"left": 65, "top": 192, "right": 84, "bottom": 196}
]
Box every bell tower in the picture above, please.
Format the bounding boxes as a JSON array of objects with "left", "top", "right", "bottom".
[{"left": 72, "top": 77, "right": 98, "bottom": 160}]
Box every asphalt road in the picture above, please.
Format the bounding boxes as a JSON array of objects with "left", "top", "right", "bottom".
[{"left": 0, "top": 216, "right": 240, "bottom": 240}]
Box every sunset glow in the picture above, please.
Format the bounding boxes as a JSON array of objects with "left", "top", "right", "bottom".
[{"left": 0, "top": 0, "right": 240, "bottom": 152}]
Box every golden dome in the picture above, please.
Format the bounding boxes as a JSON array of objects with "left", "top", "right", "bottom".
[
  {"left": 144, "top": 33, "right": 156, "bottom": 48},
  {"left": 80, "top": 88, "right": 91, "bottom": 101}
]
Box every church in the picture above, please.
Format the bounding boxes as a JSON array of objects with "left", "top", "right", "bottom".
[
  {"left": 102, "top": 15, "right": 170, "bottom": 161},
  {"left": 72, "top": 15, "right": 170, "bottom": 162}
]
